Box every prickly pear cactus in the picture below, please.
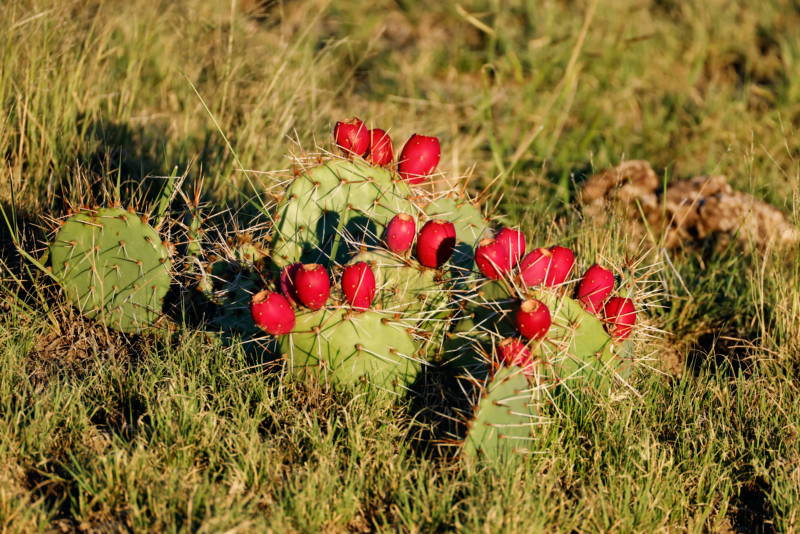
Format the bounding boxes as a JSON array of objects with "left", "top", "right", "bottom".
[
  {"left": 270, "top": 160, "right": 416, "bottom": 268},
  {"left": 200, "top": 235, "right": 269, "bottom": 337},
  {"left": 461, "top": 365, "right": 540, "bottom": 459},
  {"left": 278, "top": 308, "right": 422, "bottom": 392},
  {"left": 49, "top": 207, "right": 171, "bottom": 333}
]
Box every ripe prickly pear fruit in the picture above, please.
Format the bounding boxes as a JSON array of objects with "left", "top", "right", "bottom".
[
  {"left": 518, "top": 247, "right": 551, "bottom": 287},
  {"left": 498, "top": 337, "right": 534, "bottom": 374},
  {"left": 416, "top": 219, "right": 457, "bottom": 268},
  {"left": 576, "top": 264, "right": 615, "bottom": 314},
  {"left": 495, "top": 227, "right": 526, "bottom": 269},
  {"left": 334, "top": 118, "right": 369, "bottom": 156},
  {"left": 398, "top": 134, "right": 441, "bottom": 184},
  {"left": 515, "top": 299, "right": 551, "bottom": 340},
  {"left": 368, "top": 128, "right": 394, "bottom": 166},
  {"left": 475, "top": 238, "right": 510, "bottom": 280},
  {"left": 547, "top": 245, "right": 575, "bottom": 286},
  {"left": 603, "top": 297, "right": 636, "bottom": 340},
  {"left": 280, "top": 262, "right": 303, "bottom": 306},
  {"left": 384, "top": 213, "right": 416, "bottom": 253},
  {"left": 295, "top": 263, "right": 331, "bottom": 310},
  {"left": 518, "top": 245, "right": 575, "bottom": 287},
  {"left": 251, "top": 290, "right": 296, "bottom": 335},
  {"left": 342, "top": 262, "right": 376, "bottom": 311}
]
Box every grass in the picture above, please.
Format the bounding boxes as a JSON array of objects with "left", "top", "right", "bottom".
[{"left": 1, "top": 0, "right": 799, "bottom": 531}]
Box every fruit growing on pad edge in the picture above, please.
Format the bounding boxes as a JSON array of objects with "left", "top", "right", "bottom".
[
  {"left": 417, "top": 219, "right": 456, "bottom": 268},
  {"left": 295, "top": 264, "right": 331, "bottom": 310},
  {"left": 398, "top": 134, "right": 441, "bottom": 184},
  {"left": 251, "top": 291, "right": 296, "bottom": 335},
  {"left": 342, "top": 262, "right": 376, "bottom": 311},
  {"left": 334, "top": 118, "right": 369, "bottom": 156}
]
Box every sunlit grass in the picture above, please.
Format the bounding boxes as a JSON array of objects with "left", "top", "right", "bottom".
[{"left": 1, "top": 0, "right": 799, "bottom": 531}]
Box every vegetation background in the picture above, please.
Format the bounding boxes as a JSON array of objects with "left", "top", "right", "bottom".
[{"left": 1, "top": 0, "right": 799, "bottom": 531}]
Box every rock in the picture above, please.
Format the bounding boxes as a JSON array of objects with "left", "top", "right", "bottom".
[{"left": 580, "top": 161, "right": 799, "bottom": 252}]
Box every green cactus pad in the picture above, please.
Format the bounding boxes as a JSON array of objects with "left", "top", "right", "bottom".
[
  {"left": 462, "top": 366, "right": 539, "bottom": 459},
  {"left": 50, "top": 207, "right": 171, "bottom": 333},
  {"left": 443, "top": 279, "right": 517, "bottom": 371},
  {"left": 445, "top": 280, "right": 634, "bottom": 388},
  {"left": 533, "top": 290, "right": 635, "bottom": 388},
  {"left": 347, "top": 250, "right": 449, "bottom": 316},
  {"left": 271, "top": 160, "right": 415, "bottom": 269},
  {"left": 277, "top": 308, "right": 422, "bottom": 392}
]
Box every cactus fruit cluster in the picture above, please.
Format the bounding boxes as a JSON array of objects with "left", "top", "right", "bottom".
[{"left": 34, "top": 119, "right": 658, "bottom": 460}]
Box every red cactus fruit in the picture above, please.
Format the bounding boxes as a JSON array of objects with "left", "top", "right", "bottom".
[
  {"left": 475, "top": 238, "right": 510, "bottom": 280},
  {"left": 342, "top": 262, "right": 376, "bottom": 311},
  {"left": 250, "top": 291, "right": 296, "bottom": 336},
  {"left": 518, "top": 245, "right": 575, "bottom": 287},
  {"left": 576, "top": 264, "right": 615, "bottom": 314},
  {"left": 518, "top": 248, "right": 551, "bottom": 287},
  {"left": 498, "top": 337, "right": 535, "bottom": 375},
  {"left": 384, "top": 213, "right": 416, "bottom": 254},
  {"left": 368, "top": 128, "right": 394, "bottom": 166},
  {"left": 333, "top": 118, "right": 369, "bottom": 156},
  {"left": 603, "top": 297, "right": 636, "bottom": 340},
  {"left": 495, "top": 227, "right": 526, "bottom": 269},
  {"left": 546, "top": 246, "right": 575, "bottom": 286},
  {"left": 295, "top": 263, "right": 331, "bottom": 310},
  {"left": 279, "top": 262, "right": 303, "bottom": 306},
  {"left": 397, "top": 134, "right": 441, "bottom": 185},
  {"left": 416, "top": 219, "right": 456, "bottom": 268},
  {"left": 515, "top": 299, "right": 551, "bottom": 340}
]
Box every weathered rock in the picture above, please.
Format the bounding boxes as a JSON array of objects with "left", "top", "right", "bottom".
[{"left": 581, "top": 161, "right": 798, "bottom": 252}]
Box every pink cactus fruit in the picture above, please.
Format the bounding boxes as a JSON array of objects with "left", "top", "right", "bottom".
[
  {"left": 397, "top": 134, "right": 441, "bottom": 185},
  {"left": 416, "top": 219, "right": 457, "bottom": 268},
  {"left": 517, "top": 248, "right": 552, "bottom": 287},
  {"left": 294, "top": 263, "right": 331, "bottom": 310},
  {"left": 515, "top": 299, "right": 551, "bottom": 340},
  {"left": 474, "top": 238, "right": 510, "bottom": 280},
  {"left": 497, "top": 337, "right": 535, "bottom": 375},
  {"left": 546, "top": 246, "right": 575, "bottom": 286},
  {"left": 603, "top": 297, "right": 636, "bottom": 340},
  {"left": 495, "top": 227, "right": 526, "bottom": 270},
  {"left": 250, "top": 291, "right": 296, "bottom": 336},
  {"left": 368, "top": 128, "right": 394, "bottom": 166},
  {"left": 384, "top": 213, "right": 416, "bottom": 254},
  {"left": 576, "top": 264, "right": 615, "bottom": 314},
  {"left": 333, "top": 118, "right": 369, "bottom": 157},
  {"left": 279, "top": 262, "right": 303, "bottom": 306},
  {"left": 342, "top": 262, "right": 376, "bottom": 311}
]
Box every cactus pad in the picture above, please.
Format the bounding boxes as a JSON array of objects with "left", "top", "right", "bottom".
[
  {"left": 271, "top": 160, "right": 415, "bottom": 268},
  {"left": 462, "top": 365, "right": 539, "bottom": 459},
  {"left": 278, "top": 308, "right": 422, "bottom": 392},
  {"left": 50, "top": 207, "right": 171, "bottom": 333}
]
